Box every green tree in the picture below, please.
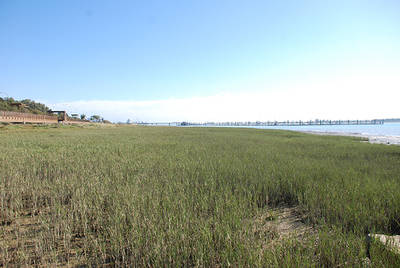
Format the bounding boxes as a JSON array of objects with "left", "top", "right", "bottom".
[{"left": 90, "top": 115, "right": 101, "bottom": 122}]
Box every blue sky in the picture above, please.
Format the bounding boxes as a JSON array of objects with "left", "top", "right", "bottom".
[{"left": 1, "top": 0, "right": 399, "bottom": 122}]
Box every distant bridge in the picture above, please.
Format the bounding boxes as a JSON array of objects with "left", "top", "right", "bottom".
[{"left": 137, "top": 119, "right": 384, "bottom": 127}]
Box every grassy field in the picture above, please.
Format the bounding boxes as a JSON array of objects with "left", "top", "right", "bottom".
[{"left": 1, "top": 124, "right": 400, "bottom": 266}]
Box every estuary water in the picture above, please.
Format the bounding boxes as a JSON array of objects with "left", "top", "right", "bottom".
[
  {"left": 248, "top": 122, "right": 400, "bottom": 136},
  {"left": 184, "top": 123, "right": 400, "bottom": 145},
  {"left": 214, "top": 122, "right": 400, "bottom": 145},
  {"left": 163, "top": 122, "right": 400, "bottom": 144}
]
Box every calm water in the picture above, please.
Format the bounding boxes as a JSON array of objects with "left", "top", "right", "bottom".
[
  {"left": 222, "top": 123, "right": 400, "bottom": 137},
  {"left": 161, "top": 122, "right": 400, "bottom": 137}
]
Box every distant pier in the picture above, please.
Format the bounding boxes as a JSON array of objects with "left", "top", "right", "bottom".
[{"left": 137, "top": 119, "right": 384, "bottom": 127}]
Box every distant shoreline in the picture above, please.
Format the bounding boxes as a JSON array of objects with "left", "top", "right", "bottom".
[{"left": 301, "top": 130, "right": 400, "bottom": 145}]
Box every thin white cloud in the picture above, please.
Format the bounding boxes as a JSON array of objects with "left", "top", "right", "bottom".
[{"left": 49, "top": 70, "right": 400, "bottom": 123}]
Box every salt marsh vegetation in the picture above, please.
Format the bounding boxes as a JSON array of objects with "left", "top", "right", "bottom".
[{"left": 1, "top": 125, "right": 400, "bottom": 266}]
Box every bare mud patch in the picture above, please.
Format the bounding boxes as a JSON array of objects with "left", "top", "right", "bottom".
[
  {"left": 247, "top": 205, "right": 316, "bottom": 252},
  {"left": 0, "top": 209, "right": 84, "bottom": 266},
  {"left": 266, "top": 206, "right": 314, "bottom": 239}
]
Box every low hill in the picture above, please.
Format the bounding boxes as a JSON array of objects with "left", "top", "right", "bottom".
[
  {"left": 0, "top": 97, "right": 110, "bottom": 123},
  {"left": 0, "top": 97, "right": 51, "bottom": 115}
]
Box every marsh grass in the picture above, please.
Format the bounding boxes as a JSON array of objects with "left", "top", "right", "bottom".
[{"left": 1, "top": 125, "right": 400, "bottom": 266}]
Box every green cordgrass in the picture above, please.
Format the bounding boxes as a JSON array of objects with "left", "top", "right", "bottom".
[{"left": 1, "top": 125, "right": 400, "bottom": 266}]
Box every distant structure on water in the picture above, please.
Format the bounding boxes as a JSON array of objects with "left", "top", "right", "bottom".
[{"left": 138, "top": 119, "right": 385, "bottom": 127}]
